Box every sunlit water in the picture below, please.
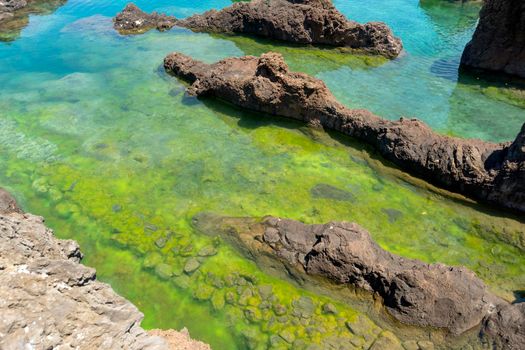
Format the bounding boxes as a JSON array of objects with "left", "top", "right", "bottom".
[{"left": 0, "top": 0, "right": 524, "bottom": 349}]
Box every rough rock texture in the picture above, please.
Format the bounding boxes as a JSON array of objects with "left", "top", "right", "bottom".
[
  {"left": 192, "top": 213, "right": 501, "bottom": 335},
  {"left": 113, "top": 3, "right": 177, "bottom": 34},
  {"left": 164, "top": 51, "right": 525, "bottom": 213},
  {"left": 114, "top": 1, "right": 403, "bottom": 58},
  {"left": 461, "top": 0, "right": 525, "bottom": 78},
  {"left": 481, "top": 302, "right": 525, "bottom": 350},
  {"left": 0, "top": 190, "right": 208, "bottom": 350},
  {"left": 0, "top": 0, "right": 67, "bottom": 42},
  {"left": 149, "top": 329, "right": 211, "bottom": 350}
]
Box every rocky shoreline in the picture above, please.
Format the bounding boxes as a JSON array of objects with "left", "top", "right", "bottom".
[
  {"left": 113, "top": 1, "right": 403, "bottom": 59},
  {"left": 193, "top": 212, "right": 525, "bottom": 349},
  {"left": 163, "top": 51, "right": 525, "bottom": 214},
  {"left": 0, "top": 189, "right": 210, "bottom": 350}
]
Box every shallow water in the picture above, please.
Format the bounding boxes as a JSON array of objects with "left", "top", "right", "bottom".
[{"left": 0, "top": 0, "right": 524, "bottom": 349}]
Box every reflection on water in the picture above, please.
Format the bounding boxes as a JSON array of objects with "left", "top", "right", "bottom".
[{"left": 0, "top": 0, "right": 524, "bottom": 349}]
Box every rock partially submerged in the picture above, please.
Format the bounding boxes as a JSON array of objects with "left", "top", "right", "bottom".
[
  {"left": 192, "top": 212, "right": 525, "bottom": 347},
  {"left": 114, "top": 1, "right": 403, "bottom": 58},
  {"left": 0, "top": 0, "right": 67, "bottom": 42},
  {"left": 0, "top": 190, "right": 208, "bottom": 350},
  {"left": 461, "top": 0, "right": 525, "bottom": 78},
  {"left": 164, "top": 51, "right": 525, "bottom": 213},
  {"left": 113, "top": 3, "right": 177, "bottom": 34}
]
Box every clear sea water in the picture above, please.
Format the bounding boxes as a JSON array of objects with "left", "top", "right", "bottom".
[{"left": 0, "top": 0, "right": 524, "bottom": 349}]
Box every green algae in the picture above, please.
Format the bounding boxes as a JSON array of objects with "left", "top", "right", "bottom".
[{"left": 0, "top": 1, "right": 524, "bottom": 349}]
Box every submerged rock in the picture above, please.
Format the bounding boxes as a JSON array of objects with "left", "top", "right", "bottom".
[
  {"left": 114, "top": 1, "right": 402, "bottom": 58},
  {"left": 192, "top": 212, "right": 525, "bottom": 343},
  {"left": 164, "top": 51, "right": 525, "bottom": 213},
  {"left": 460, "top": 0, "right": 525, "bottom": 78},
  {"left": 0, "top": 189, "right": 209, "bottom": 349}
]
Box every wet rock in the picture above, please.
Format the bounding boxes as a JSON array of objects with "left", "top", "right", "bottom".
[
  {"left": 310, "top": 183, "right": 355, "bottom": 201},
  {"left": 480, "top": 302, "right": 525, "bottom": 350},
  {"left": 0, "top": 190, "right": 176, "bottom": 349},
  {"left": 370, "top": 331, "right": 403, "bottom": 350},
  {"left": 417, "top": 340, "right": 435, "bottom": 350},
  {"left": 155, "top": 236, "right": 167, "bottom": 248},
  {"left": 322, "top": 302, "right": 338, "bottom": 314},
  {"left": 381, "top": 208, "right": 403, "bottom": 223},
  {"left": 461, "top": 0, "right": 525, "bottom": 78},
  {"left": 165, "top": 51, "right": 525, "bottom": 213},
  {"left": 113, "top": 3, "right": 178, "bottom": 34},
  {"left": 193, "top": 213, "right": 513, "bottom": 336},
  {"left": 198, "top": 245, "right": 218, "bottom": 256},
  {"left": 193, "top": 285, "right": 215, "bottom": 301},
  {"left": 154, "top": 263, "right": 174, "bottom": 279},
  {"left": 211, "top": 290, "right": 226, "bottom": 310},
  {"left": 292, "top": 296, "right": 315, "bottom": 318},
  {"left": 258, "top": 284, "right": 274, "bottom": 300},
  {"left": 273, "top": 303, "right": 287, "bottom": 316},
  {"left": 183, "top": 257, "right": 201, "bottom": 274},
  {"left": 116, "top": 0, "right": 402, "bottom": 58},
  {"left": 279, "top": 329, "right": 296, "bottom": 344}
]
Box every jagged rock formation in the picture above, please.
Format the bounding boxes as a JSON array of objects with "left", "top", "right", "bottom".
[
  {"left": 164, "top": 51, "right": 525, "bottom": 213},
  {"left": 114, "top": 1, "right": 403, "bottom": 58},
  {"left": 0, "top": 0, "right": 67, "bottom": 42},
  {"left": 113, "top": 3, "right": 177, "bottom": 34},
  {"left": 460, "top": 0, "right": 525, "bottom": 78},
  {"left": 0, "top": 189, "right": 209, "bottom": 350},
  {"left": 192, "top": 212, "right": 525, "bottom": 347}
]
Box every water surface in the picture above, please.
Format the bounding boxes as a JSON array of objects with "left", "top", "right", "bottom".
[{"left": 0, "top": 0, "right": 524, "bottom": 349}]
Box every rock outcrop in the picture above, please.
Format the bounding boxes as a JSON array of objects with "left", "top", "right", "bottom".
[
  {"left": 192, "top": 212, "right": 525, "bottom": 348},
  {"left": 114, "top": 1, "right": 403, "bottom": 58},
  {"left": 164, "top": 51, "right": 525, "bottom": 213},
  {"left": 113, "top": 3, "right": 177, "bottom": 34},
  {"left": 0, "top": 189, "right": 209, "bottom": 350},
  {"left": 460, "top": 0, "right": 525, "bottom": 78}
]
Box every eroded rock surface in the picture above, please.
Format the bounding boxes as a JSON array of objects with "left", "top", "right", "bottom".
[
  {"left": 0, "top": 190, "right": 208, "bottom": 350},
  {"left": 113, "top": 3, "right": 177, "bottom": 34},
  {"left": 164, "top": 51, "right": 525, "bottom": 213},
  {"left": 192, "top": 212, "right": 525, "bottom": 348},
  {"left": 461, "top": 0, "right": 525, "bottom": 78},
  {"left": 114, "top": 1, "right": 402, "bottom": 58}
]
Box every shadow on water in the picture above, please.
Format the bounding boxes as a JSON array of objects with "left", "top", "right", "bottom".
[
  {"left": 209, "top": 33, "right": 390, "bottom": 76},
  {"left": 0, "top": 0, "right": 67, "bottom": 42},
  {"left": 199, "top": 96, "right": 525, "bottom": 231}
]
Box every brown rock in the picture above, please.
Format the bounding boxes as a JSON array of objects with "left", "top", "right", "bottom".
[
  {"left": 114, "top": 1, "right": 402, "bottom": 58},
  {"left": 164, "top": 51, "right": 525, "bottom": 213},
  {"left": 481, "top": 302, "right": 525, "bottom": 350},
  {"left": 192, "top": 213, "right": 515, "bottom": 339},
  {"left": 113, "top": 3, "right": 178, "bottom": 34},
  {"left": 460, "top": 0, "right": 525, "bottom": 78}
]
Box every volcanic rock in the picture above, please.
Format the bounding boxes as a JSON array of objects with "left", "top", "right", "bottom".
[
  {"left": 461, "top": 0, "right": 525, "bottom": 78},
  {"left": 113, "top": 3, "right": 177, "bottom": 34},
  {"left": 193, "top": 212, "right": 525, "bottom": 348},
  {"left": 164, "top": 51, "right": 525, "bottom": 213},
  {"left": 114, "top": 1, "right": 402, "bottom": 58},
  {"left": 0, "top": 190, "right": 208, "bottom": 350}
]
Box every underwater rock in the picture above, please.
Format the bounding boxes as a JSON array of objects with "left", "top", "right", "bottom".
[
  {"left": 165, "top": 51, "right": 525, "bottom": 213},
  {"left": 192, "top": 213, "right": 521, "bottom": 337},
  {"left": 113, "top": 3, "right": 177, "bottom": 34},
  {"left": 115, "top": 1, "right": 402, "bottom": 58},
  {"left": 310, "top": 183, "right": 355, "bottom": 201},
  {"left": 184, "top": 257, "right": 201, "bottom": 274},
  {"left": 0, "top": 189, "right": 209, "bottom": 349},
  {"left": 460, "top": 0, "right": 525, "bottom": 78}
]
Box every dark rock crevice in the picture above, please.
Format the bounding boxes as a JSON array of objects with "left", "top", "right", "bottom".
[{"left": 164, "top": 51, "right": 525, "bottom": 214}]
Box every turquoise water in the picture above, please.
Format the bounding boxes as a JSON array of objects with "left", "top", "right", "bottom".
[{"left": 0, "top": 0, "right": 524, "bottom": 349}]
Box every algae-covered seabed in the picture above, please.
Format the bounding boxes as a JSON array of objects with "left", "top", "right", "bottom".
[{"left": 0, "top": 0, "right": 524, "bottom": 349}]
